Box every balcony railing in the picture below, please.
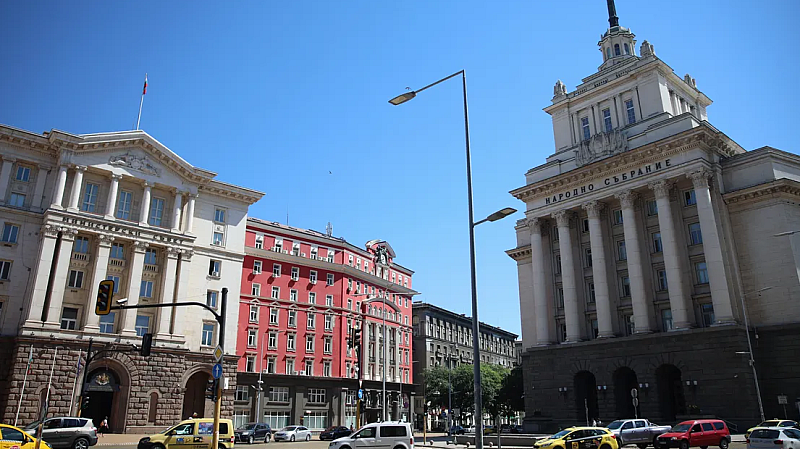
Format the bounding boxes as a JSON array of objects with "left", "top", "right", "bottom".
[
  {"left": 143, "top": 264, "right": 159, "bottom": 273},
  {"left": 109, "top": 258, "right": 126, "bottom": 268},
  {"left": 72, "top": 252, "right": 90, "bottom": 262}
]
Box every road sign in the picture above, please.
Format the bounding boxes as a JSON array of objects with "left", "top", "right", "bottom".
[
  {"left": 213, "top": 345, "right": 223, "bottom": 362},
  {"left": 358, "top": 389, "right": 363, "bottom": 400},
  {"left": 631, "top": 388, "right": 638, "bottom": 398},
  {"left": 359, "top": 379, "right": 363, "bottom": 388},
  {"left": 632, "top": 397, "right": 639, "bottom": 407},
  {"left": 778, "top": 395, "right": 788, "bottom": 405},
  {"left": 212, "top": 363, "right": 223, "bottom": 380}
]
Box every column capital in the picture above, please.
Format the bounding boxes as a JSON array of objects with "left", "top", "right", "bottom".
[
  {"left": 688, "top": 169, "right": 711, "bottom": 189},
  {"left": 525, "top": 217, "right": 545, "bottom": 232},
  {"left": 73, "top": 164, "right": 88, "bottom": 172},
  {"left": 188, "top": 192, "right": 199, "bottom": 199},
  {"left": 582, "top": 200, "right": 605, "bottom": 219},
  {"left": 614, "top": 190, "right": 639, "bottom": 209},
  {"left": 142, "top": 181, "right": 152, "bottom": 188},
  {"left": 37, "top": 163, "right": 52, "bottom": 171},
  {"left": 61, "top": 228, "right": 79, "bottom": 241},
  {"left": 166, "top": 247, "right": 181, "bottom": 259},
  {"left": 648, "top": 179, "right": 673, "bottom": 199},
  {"left": 40, "top": 224, "right": 61, "bottom": 238},
  {"left": 552, "top": 210, "right": 572, "bottom": 228},
  {"left": 1, "top": 156, "right": 17, "bottom": 164},
  {"left": 132, "top": 241, "right": 150, "bottom": 253},
  {"left": 110, "top": 173, "right": 124, "bottom": 181},
  {"left": 180, "top": 249, "right": 194, "bottom": 261},
  {"left": 97, "top": 234, "right": 116, "bottom": 246}
]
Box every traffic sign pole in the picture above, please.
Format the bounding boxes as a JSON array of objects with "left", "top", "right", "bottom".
[{"left": 212, "top": 288, "right": 227, "bottom": 449}]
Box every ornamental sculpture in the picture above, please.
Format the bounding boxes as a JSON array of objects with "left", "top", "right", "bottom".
[
  {"left": 575, "top": 129, "right": 629, "bottom": 167},
  {"left": 109, "top": 152, "right": 161, "bottom": 176}
]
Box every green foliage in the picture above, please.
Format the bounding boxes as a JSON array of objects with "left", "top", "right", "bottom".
[{"left": 421, "top": 363, "right": 515, "bottom": 421}]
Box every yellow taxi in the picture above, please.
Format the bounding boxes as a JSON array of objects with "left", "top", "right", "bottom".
[
  {"left": 745, "top": 420, "right": 799, "bottom": 438},
  {"left": 137, "top": 419, "right": 235, "bottom": 449},
  {"left": 0, "top": 424, "right": 52, "bottom": 449},
  {"left": 534, "top": 427, "right": 619, "bottom": 449}
]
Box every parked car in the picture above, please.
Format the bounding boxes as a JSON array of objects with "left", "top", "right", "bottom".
[
  {"left": 606, "top": 419, "right": 672, "bottom": 448},
  {"left": 534, "top": 427, "right": 620, "bottom": 449},
  {"left": 235, "top": 423, "right": 272, "bottom": 444},
  {"left": 327, "top": 422, "right": 413, "bottom": 449},
  {"left": 483, "top": 425, "right": 497, "bottom": 435},
  {"left": 509, "top": 425, "right": 524, "bottom": 434},
  {"left": 24, "top": 417, "right": 98, "bottom": 449},
  {"left": 450, "top": 426, "right": 466, "bottom": 435},
  {"left": 746, "top": 421, "right": 800, "bottom": 439},
  {"left": 747, "top": 427, "right": 800, "bottom": 449},
  {"left": 655, "top": 420, "right": 731, "bottom": 449},
  {"left": 273, "top": 426, "right": 312, "bottom": 442},
  {"left": 1, "top": 424, "right": 53, "bottom": 449},
  {"left": 138, "top": 418, "right": 235, "bottom": 449},
  {"left": 319, "top": 426, "right": 352, "bottom": 441}
]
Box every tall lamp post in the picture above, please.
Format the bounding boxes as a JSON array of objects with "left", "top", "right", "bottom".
[
  {"left": 390, "top": 70, "right": 517, "bottom": 449},
  {"left": 737, "top": 286, "right": 773, "bottom": 423}
]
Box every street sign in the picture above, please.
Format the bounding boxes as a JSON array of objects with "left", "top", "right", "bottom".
[
  {"left": 213, "top": 345, "right": 223, "bottom": 362},
  {"left": 212, "top": 363, "right": 223, "bottom": 380},
  {"left": 358, "top": 389, "right": 363, "bottom": 400},
  {"left": 631, "top": 388, "right": 638, "bottom": 398},
  {"left": 632, "top": 397, "right": 639, "bottom": 407},
  {"left": 359, "top": 379, "right": 363, "bottom": 388},
  {"left": 778, "top": 395, "right": 788, "bottom": 405}
]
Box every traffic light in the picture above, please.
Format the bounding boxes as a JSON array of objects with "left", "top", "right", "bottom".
[
  {"left": 81, "top": 396, "right": 90, "bottom": 411},
  {"left": 140, "top": 333, "right": 153, "bottom": 357},
  {"left": 352, "top": 326, "right": 362, "bottom": 349},
  {"left": 95, "top": 280, "right": 114, "bottom": 315},
  {"left": 205, "top": 378, "right": 219, "bottom": 401}
]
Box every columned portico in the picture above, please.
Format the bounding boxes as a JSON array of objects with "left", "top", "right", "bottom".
[
  {"left": 185, "top": 193, "right": 197, "bottom": 234},
  {"left": 45, "top": 228, "right": 79, "bottom": 327},
  {"left": 139, "top": 182, "right": 152, "bottom": 226},
  {"left": 615, "top": 190, "right": 653, "bottom": 333},
  {"left": 67, "top": 165, "right": 87, "bottom": 212},
  {"left": 553, "top": 210, "right": 581, "bottom": 342},
  {"left": 24, "top": 225, "right": 61, "bottom": 327},
  {"left": 33, "top": 164, "right": 50, "bottom": 211},
  {"left": 51, "top": 164, "right": 68, "bottom": 209},
  {"left": 582, "top": 201, "right": 614, "bottom": 338},
  {"left": 104, "top": 173, "right": 122, "bottom": 220},
  {"left": 122, "top": 241, "right": 148, "bottom": 337},
  {"left": 528, "top": 217, "right": 553, "bottom": 345},
  {"left": 157, "top": 247, "right": 180, "bottom": 339},
  {"left": 171, "top": 191, "right": 183, "bottom": 233}
]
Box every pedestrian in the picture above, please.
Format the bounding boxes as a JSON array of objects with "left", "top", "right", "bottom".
[
  {"left": 592, "top": 419, "right": 597, "bottom": 427},
  {"left": 350, "top": 425, "right": 354, "bottom": 433},
  {"left": 192, "top": 412, "right": 198, "bottom": 418},
  {"left": 99, "top": 417, "right": 109, "bottom": 436}
]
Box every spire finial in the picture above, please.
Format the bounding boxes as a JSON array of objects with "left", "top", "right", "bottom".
[{"left": 607, "top": 0, "right": 619, "bottom": 27}]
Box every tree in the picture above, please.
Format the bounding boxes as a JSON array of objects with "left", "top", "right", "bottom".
[{"left": 498, "top": 366, "right": 524, "bottom": 419}]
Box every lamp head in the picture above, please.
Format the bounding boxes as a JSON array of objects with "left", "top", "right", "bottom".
[
  {"left": 389, "top": 92, "right": 416, "bottom": 106},
  {"left": 486, "top": 207, "right": 517, "bottom": 222},
  {"left": 116, "top": 297, "right": 128, "bottom": 305}
]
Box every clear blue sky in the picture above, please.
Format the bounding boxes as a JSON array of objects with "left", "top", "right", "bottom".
[{"left": 2, "top": 0, "right": 798, "bottom": 336}]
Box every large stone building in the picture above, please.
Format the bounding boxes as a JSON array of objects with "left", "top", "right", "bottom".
[
  {"left": 0, "top": 124, "right": 263, "bottom": 432},
  {"left": 507, "top": 2, "right": 800, "bottom": 429},
  {"left": 234, "top": 219, "right": 417, "bottom": 430}
]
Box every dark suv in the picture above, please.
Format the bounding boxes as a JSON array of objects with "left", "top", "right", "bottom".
[
  {"left": 25, "top": 417, "right": 98, "bottom": 449},
  {"left": 319, "top": 426, "right": 352, "bottom": 441},
  {"left": 234, "top": 423, "right": 272, "bottom": 444}
]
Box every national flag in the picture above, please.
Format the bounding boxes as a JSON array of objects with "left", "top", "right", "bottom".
[
  {"left": 26, "top": 346, "right": 34, "bottom": 375},
  {"left": 142, "top": 74, "right": 148, "bottom": 95},
  {"left": 75, "top": 350, "right": 83, "bottom": 376}
]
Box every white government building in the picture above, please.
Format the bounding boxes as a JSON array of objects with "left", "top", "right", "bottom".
[
  {"left": 507, "top": 1, "right": 800, "bottom": 428},
  {"left": 0, "top": 124, "right": 263, "bottom": 431}
]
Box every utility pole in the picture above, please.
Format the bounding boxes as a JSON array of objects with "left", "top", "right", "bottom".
[{"left": 212, "top": 288, "right": 228, "bottom": 449}]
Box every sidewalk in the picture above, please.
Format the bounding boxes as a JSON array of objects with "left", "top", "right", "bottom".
[{"left": 95, "top": 434, "right": 149, "bottom": 446}]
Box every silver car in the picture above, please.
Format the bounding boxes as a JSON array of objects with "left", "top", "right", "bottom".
[
  {"left": 25, "top": 417, "right": 98, "bottom": 449},
  {"left": 273, "top": 426, "right": 312, "bottom": 442}
]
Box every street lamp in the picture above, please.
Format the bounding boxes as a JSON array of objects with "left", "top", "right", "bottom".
[
  {"left": 738, "top": 286, "right": 772, "bottom": 423},
  {"left": 390, "top": 70, "right": 518, "bottom": 449}
]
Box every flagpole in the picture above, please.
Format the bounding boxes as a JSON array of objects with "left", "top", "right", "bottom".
[
  {"left": 14, "top": 345, "right": 34, "bottom": 426},
  {"left": 136, "top": 73, "right": 147, "bottom": 130},
  {"left": 69, "top": 349, "right": 82, "bottom": 416},
  {"left": 36, "top": 347, "right": 58, "bottom": 449}
]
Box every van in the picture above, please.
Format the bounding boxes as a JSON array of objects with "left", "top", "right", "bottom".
[
  {"left": 656, "top": 420, "right": 731, "bottom": 449},
  {"left": 327, "top": 422, "right": 413, "bottom": 449},
  {"left": 138, "top": 419, "right": 235, "bottom": 449}
]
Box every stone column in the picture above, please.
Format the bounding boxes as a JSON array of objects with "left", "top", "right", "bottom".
[
  {"left": 45, "top": 228, "right": 78, "bottom": 327},
  {"left": 649, "top": 179, "right": 692, "bottom": 329},
  {"left": 157, "top": 247, "right": 181, "bottom": 339},
  {"left": 688, "top": 169, "right": 735, "bottom": 324},
  {"left": 553, "top": 210, "right": 581, "bottom": 342},
  {"left": 0, "top": 157, "right": 15, "bottom": 204},
  {"left": 51, "top": 165, "right": 69, "bottom": 209},
  {"left": 121, "top": 241, "right": 148, "bottom": 337},
  {"left": 615, "top": 190, "right": 653, "bottom": 333},
  {"left": 184, "top": 193, "right": 197, "bottom": 234},
  {"left": 33, "top": 165, "right": 50, "bottom": 211},
  {"left": 67, "top": 165, "right": 87, "bottom": 212},
  {"left": 84, "top": 235, "right": 115, "bottom": 332},
  {"left": 527, "top": 217, "right": 552, "bottom": 345},
  {"left": 582, "top": 201, "right": 614, "bottom": 338},
  {"left": 139, "top": 182, "right": 152, "bottom": 226},
  {"left": 104, "top": 174, "right": 122, "bottom": 220},
  {"left": 23, "top": 225, "right": 61, "bottom": 327},
  {"left": 171, "top": 250, "right": 193, "bottom": 337},
  {"left": 171, "top": 191, "right": 184, "bottom": 232}
]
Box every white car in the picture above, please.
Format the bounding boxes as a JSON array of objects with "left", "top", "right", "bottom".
[
  {"left": 748, "top": 427, "right": 800, "bottom": 449},
  {"left": 328, "top": 422, "right": 413, "bottom": 449},
  {"left": 274, "top": 426, "right": 312, "bottom": 442}
]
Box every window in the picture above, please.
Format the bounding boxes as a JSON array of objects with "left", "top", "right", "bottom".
[
  {"left": 325, "top": 295, "right": 333, "bottom": 307},
  {"left": 624, "top": 43, "right": 630, "bottom": 54},
  {"left": 249, "top": 305, "right": 259, "bottom": 322},
  {"left": 140, "top": 280, "right": 153, "bottom": 298},
  {"left": 214, "top": 208, "right": 226, "bottom": 223},
  {"left": 652, "top": 232, "right": 663, "bottom": 253},
  {"left": 285, "top": 359, "right": 295, "bottom": 374},
  {"left": 212, "top": 232, "right": 224, "bottom": 246},
  {"left": 287, "top": 333, "right": 296, "bottom": 350},
  {"left": 291, "top": 267, "right": 299, "bottom": 281},
  {"left": 60, "top": 307, "right": 78, "bottom": 330},
  {"left": 581, "top": 116, "right": 591, "bottom": 140},
  {"left": 622, "top": 314, "right": 634, "bottom": 336},
  {"left": 555, "top": 287, "right": 564, "bottom": 308},
  {"left": 290, "top": 289, "right": 298, "bottom": 302},
  {"left": 245, "top": 356, "right": 256, "bottom": 373},
  {"left": 587, "top": 282, "right": 596, "bottom": 304},
  {"left": 207, "top": 290, "right": 219, "bottom": 309},
  {"left": 73, "top": 236, "right": 89, "bottom": 253},
  {"left": 614, "top": 43, "right": 621, "bottom": 56},
  {"left": 135, "top": 315, "right": 151, "bottom": 336},
  {"left": 266, "top": 357, "right": 276, "bottom": 373},
  {"left": 625, "top": 99, "right": 636, "bottom": 124},
  {"left": 251, "top": 283, "right": 261, "bottom": 296},
  {"left": 264, "top": 411, "right": 290, "bottom": 429},
  {"left": 310, "top": 247, "right": 318, "bottom": 260},
  {"left": 602, "top": 108, "right": 613, "bottom": 132},
  {"left": 582, "top": 219, "right": 590, "bottom": 233},
  {"left": 1, "top": 224, "right": 19, "bottom": 244},
  {"left": 269, "top": 308, "right": 279, "bottom": 325},
  {"left": 252, "top": 260, "right": 262, "bottom": 274},
  {"left": 292, "top": 243, "right": 300, "bottom": 256},
  {"left": 661, "top": 309, "right": 674, "bottom": 331},
  {"left": 106, "top": 275, "right": 120, "bottom": 293},
  {"left": 324, "top": 336, "right": 332, "bottom": 354},
  {"left": 288, "top": 310, "right": 296, "bottom": 327},
  {"left": 116, "top": 191, "right": 133, "bottom": 220},
  {"left": 327, "top": 250, "right": 334, "bottom": 263},
  {"left": 695, "top": 262, "right": 709, "bottom": 284},
  {"left": 348, "top": 254, "right": 353, "bottom": 266},
  {"left": 308, "top": 292, "right": 316, "bottom": 304},
  {"left": 273, "top": 238, "right": 283, "bottom": 252},
  {"left": 16, "top": 165, "right": 31, "bottom": 182},
  {"left": 272, "top": 263, "right": 281, "bottom": 277},
  {"left": 307, "top": 313, "right": 316, "bottom": 329},
  {"left": 254, "top": 234, "right": 263, "bottom": 249},
  {"left": 585, "top": 248, "right": 592, "bottom": 267},
  {"left": 308, "top": 388, "right": 326, "bottom": 403},
  {"left": 68, "top": 270, "right": 84, "bottom": 288},
  {"left": 555, "top": 255, "right": 562, "bottom": 274},
  {"left": 701, "top": 304, "right": 715, "bottom": 327},
  {"left": 613, "top": 209, "right": 623, "bottom": 225},
  {"left": 646, "top": 200, "right": 658, "bottom": 216},
  {"left": 657, "top": 269, "right": 668, "bottom": 291},
  {"left": 208, "top": 259, "right": 221, "bottom": 277},
  {"left": 324, "top": 314, "right": 333, "bottom": 331},
  {"left": 347, "top": 298, "right": 352, "bottom": 310},
  {"left": 689, "top": 223, "right": 703, "bottom": 245},
  {"left": 326, "top": 273, "right": 334, "bottom": 286},
  {"left": 235, "top": 385, "right": 249, "bottom": 401},
  {"left": 269, "top": 386, "right": 289, "bottom": 402},
  {"left": 247, "top": 329, "right": 257, "bottom": 347},
  {"left": 306, "top": 334, "right": 315, "bottom": 351},
  {"left": 589, "top": 319, "right": 599, "bottom": 339},
  {"left": 148, "top": 198, "right": 165, "bottom": 226},
  {"left": 111, "top": 243, "right": 124, "bottom": 259},
  {"left": 202, "top": 323, "right": 215, "bottom": 346},
  {"left": 8, "top": 193, "right": 25, "bottom": 207},
  {"left": 99, "top": 312, "right": 115, "bottom": 334},
  {"left": 143, "top": 248, "right": 157, "bottom": 265},
  {"left": 271, "top": 286, "right": 280, "bottom": 299},
  {"left": 618, "top": 241, "right": 627, "bottom": 261},
  {"left": 81, "top": 183, "right": 99, "bottom": 212},
  {"left": 605, "top": 47, "right": 611, "bottom": 60},
  {"left": 305, "top": 359, "right": 314, "bottom": 376},
  {"left": 684, "top": 189, "right": 697, "bottom": 206},
  {"left": 268, "top": 332, "right": 277, "bottom": 349},
  {"left": 323, "top": 361, "right": 331, "bottom": 377},
  {"left": 620, "top": 276, "right": 631, "bottom": 297},
  {"left": 309, "top": 270, "right": 317, "bottom": 284}
]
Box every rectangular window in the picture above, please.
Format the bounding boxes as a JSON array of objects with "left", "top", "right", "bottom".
[
  {"left": 288, "top": 310, "right": 296, "bottom": 327},
  {"left": 291, "top": 267, "right": 299, "bottom": 281},
  {"left": 149, "top": 198, "right": 165, "bottom": 226},
  {"left": 273, "top": 238, "right": 283, "bottom": 252},
  {"left": 60, "top": 307, "right": 78, "bottom": 330},
  {"left": 555, "top": 287, "right": 564, "bottom": 308},
  {"left": 235, "top": 385, "right": 249, "bottom": 401},
  {"left": 618, "top": 240, "right": 627, "bottom": 261},
  {"left": 116, "top": 191, "right": 133, "bottom": 220},
  {"left": 625, "top": 99, "right": 636, "bottom": 124},
  {"left": 263, "top": 411, "right": 290, "bottom": 430},
  {"left": 613, "top": 209, "right": 623, "bottom": 225},
  {"left": 266, "top": 357, "right": 276, "bottom": 374},
  {"left": 111, "top": 243, "right": 124, "bottom": 259},
  {"left": 305, "top": 360, "right": 314, "bottom": 376},
  {"left": 269, "top": 308, "right": 279, "bottom": 325},
  {"left": 306, "top": 334, "right": 315, "bottom": 351},
  {"left": 81, "top": 183, "right": 99, "bottom": 212},
  {"left": 324, "top": 314, "right": 333, "bottom": 331},
  {"left": 254, "top": 234, "right": 264, "bottom": 249},
  {"left": 620, "top": 276, "right": 631, "bottom": 297},
  {"left": 701, "top": 303, "right": 715, "bottom": 327},
  {"left": 140, "top": 280, "right": 154, "bottom": 298},
  {"left": 247, "top": 329, "right": 257, "bottom": 347},
  {"left": 695, "top": 262, "right": 709, "bottom": 284},
  {"left": 287, "top": 333, "right": 296, "bottom": 350},
  {"left": 202, "top": 323, "right": 215, "bottom": 346},
  {"left": 685, "top": 189, "right": 697, "bottom": 206},
  {"left": 271, "top": 286, "right": 280, "bottom": 299},
  {"left": 623, "top": 314, "right": 634, "bottom": 336},
  {"left": 251, "top": 283, "right": 261, "bottom": 296},
  {"left": 308, "top": 388, "right": 326, "bottom": 403},
  {"left": 652, "top": 232, "right": 663, "bottom": 253},
  {"left": 207, "top": 290, "right": 219, "bottom": 309},
  {"left": 273, "top": 263, "right": 281, "bottom": 277},
  {"left": 323, "top": 361, "right": 331, "bottom": 377},
  {"left": 689, "top": 223, "right": 703, "bottom": 245},
  {"left": 661, "top": 309, "right": 674, "bottom": 331},
  {"left": 290, "top": 289, "right": 298, "bottom": 302},
  {"left": 135, "top": 315, "right": 151, "bottom": 336},
  {"left": 99, "top": 312, "right": 115, "bottom": 334},
  {"left": 308, "top": 292, "right": 316, "bottom": 304},
  {"left": 285, "top": 359, "right": 295, "bottom": 375},
  {"left": 554, "top": 255, "right": 562, "bottom": 274},
  {"left": 324, "top": 336, "right": 332, "bottom": 354},
  {"left": 309, "top": 270, "right": 317, "bottom": 284},
  {"left": 208, "top": 259, "right": 221, "bottom": 277},
  {"left": 214, "top": 208, "right": 226, "bottom": 223},
  {"left": 144, "top": 248, "right": 157, "bottom": 265},
  {"left": 268, "top": 386, "right": 290, "bottom": 403},
  {"left": 602, "top": 108, "right": 613, "bottom": 132},
  {"left": 325, "top": 295, "right": 333, "bottom": 307},
  {"left": 581, "top": 116, "right": 591, "bottom": 140},
  {"left": 657, "top": 269, "right": 668, "bottom": 291},
  {"left": 327, "top": 250, "right": 334, "bottom": 263},
  {"left": 307, "top": 313, "right": 316, "bottom": 329},
  {"left": 68, "top": 270, "right": 84, "bottom": 288},
  {"left": 253, "top": 260, "right": 262, "bottom": 274},
  {"left": 347, "top": 298, "right": 352, "bottom": 310},
  {"left": 16, "top": 166, "right": 31, "bottom": 182},
  {"left": 646, "top": 200, "right": 658, "bottom": 216},
  {"left": 8, "top": 192, "right": 25, "bottom": 207},
  {"left": 326, "top": 273, "right": 334, "bottom": 286},
  {"left": 585, "top": 248, "right": 592, "bottom": 267},
  {"left": 587, "top": 282, "right": 596, "bottom": 304},
  {"left": 249, "top": 305, "right": 259, "bottom": 322},
  {"left": 106, "top": 275, "right": 120, "bottom": 293},
  {"left": 292, "top": 243, "right": 300, "bottom": 256},
  {"left": 268, "top": 332, "right": 277, "bottom": 349},
  {"left": 73, "top": 236, "right": 89, "bottom": 253},
  {"left": 212, "top": 232, "right": 224, "bottom": 246},
  {"left": 589, "top": 319, "right": 599, "bottom": 339},
  {"left": 582, "top": 218, "right": 590, "bottom": 233},
  {"left": 245, "top": 356, "right": 255, "bottom": 373},
  {"left": 310, "top": 247, "right": 318, "bottom": 260}
]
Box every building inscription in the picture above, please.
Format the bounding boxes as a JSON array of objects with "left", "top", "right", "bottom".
[{"left": 544, "top": 159, "right": 672, "bottom": 205}]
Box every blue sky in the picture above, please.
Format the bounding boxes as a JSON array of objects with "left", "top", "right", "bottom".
[{"left": 1, "top": 0, "right": 798, "bottom": 336}]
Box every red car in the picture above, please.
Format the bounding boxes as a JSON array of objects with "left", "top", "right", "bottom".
[{"left": 656, "top": 420, "right": 731, "bottom": 449}]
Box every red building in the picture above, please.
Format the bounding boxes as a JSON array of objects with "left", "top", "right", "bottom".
[{"left": 234, "top": 218, "right": 416, "bottom": 430}]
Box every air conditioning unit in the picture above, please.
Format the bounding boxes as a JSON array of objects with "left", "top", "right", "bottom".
[
  {"left": 295, "top": 371, "right": 303, "bottom": 376},
  {"left": 301, "top": 252, "right": 306, "bottom": 257},
  {"left": 282, "top": 250, "right": 288, "bottom": 254},
  {"left": 212, "top": 271, "right": 220, "bottom": 277}
]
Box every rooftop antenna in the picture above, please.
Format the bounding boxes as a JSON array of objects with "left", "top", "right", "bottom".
[
  {"left": 286, "top": 206, "right": 289, "bottom": 226},
  {"left": 606, "top": 0, "right": 619, "bottom": 27},
  {"left": 326, "top": 222, "right": 333, "bottom": 237}
]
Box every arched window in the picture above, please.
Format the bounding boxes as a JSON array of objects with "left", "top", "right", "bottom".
[
  {"left": 624, "top": 43, "right": 630, "bottom": 55},
  {"left": 605, "top": 47, "right": 611, "bottom": 60},
  {"left": 614, "top": 44, "right": 621, "bottom": 56}
]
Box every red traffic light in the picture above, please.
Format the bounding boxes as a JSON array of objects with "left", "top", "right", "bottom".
[{"left": 95, "top": 279, "right": 114, "bottom": 315}]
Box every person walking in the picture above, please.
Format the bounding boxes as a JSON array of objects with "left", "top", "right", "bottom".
[{"left": 99, "top": 417, "right": 109, "bottom": 436}]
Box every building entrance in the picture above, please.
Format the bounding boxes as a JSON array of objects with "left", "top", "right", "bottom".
[{"left": 83, "top": 369, "right": 121, "bottom": 431}]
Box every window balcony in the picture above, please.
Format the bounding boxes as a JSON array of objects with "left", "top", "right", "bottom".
[
  {"left": 143, "top": 264, "right": 160, "bottom": 273},
  {"left": 108, "top": 258, "right": 127, "bottom": 270}
]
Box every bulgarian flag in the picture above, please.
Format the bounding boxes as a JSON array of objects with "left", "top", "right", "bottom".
[{"left": 142, "top": 74, "right": 148, "bottom": 95}]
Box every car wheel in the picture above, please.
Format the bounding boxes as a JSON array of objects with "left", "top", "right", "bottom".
[
  {"left": 265, "top": 434, "right": 271, "bottom": 443},
  {"left": 290, "top": 435, "right": 295, "bottom": 442},
  {"left": 719, "top": 439, "right": 729, "bottom": 449},
  {"left": 701, "top": 446, "right": 708, "bottom": 449},
  {"left": 638, "top": 444, "right": 649, "bottom": 449},
  {"left": 679, "top": 440, "right": 689, "bottom": 449},
  {"left": 305, "top": 434, "right": 311, "bottom": 442},
  {"left": 654, "top": 437, "right": 660, "bottom": 448},
  {"left": 73, "top": 438, "right": 90, "bottom": 449},
  {"left": 153, "top": 444, "right": 166, "bottom": 449},
  {"left": 249, "top": 436, "right": 254, "bottom": 444}
]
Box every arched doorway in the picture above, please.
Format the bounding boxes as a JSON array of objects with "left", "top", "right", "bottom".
[
  {"left": 655, "top": 364, "right": 686, "bottom": 422},
  {"left": 574, "top": 371, "right": 598, "bottom": 424},
  {"left": 613, "top": 367, "right": 639, "bottom": 419},
  {"left": 183, "top": 371, "right": 210, "bottom": 419},
  {"left": 84, "top": 368, "right": 122, "bottom": 431}
]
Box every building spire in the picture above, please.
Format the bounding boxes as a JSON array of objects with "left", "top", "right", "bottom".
[{"left": 607, "top": 0, "right": 619, "bottom": 27}]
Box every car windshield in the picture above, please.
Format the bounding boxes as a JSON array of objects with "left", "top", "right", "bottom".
[
  {"left": 324, "top": 427, "right": 337, "bottom": 431},
  {"left": 553, "top": 430, "right": 572, "bottom": 438},
  {"left": 281, "top": 427, "right": 297, "bottom": 432},
  {"left": 25, "top": 420, "right": 42, "bottom": 429},
  {"left": 238, "top": 424, "right": 257, "bottom": 430},
  {"left": 672, "top": 424, "right": 691, "bottom": 432},
  {"left": 607, "top": 421, "right": 625, "bottom": 430}
]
